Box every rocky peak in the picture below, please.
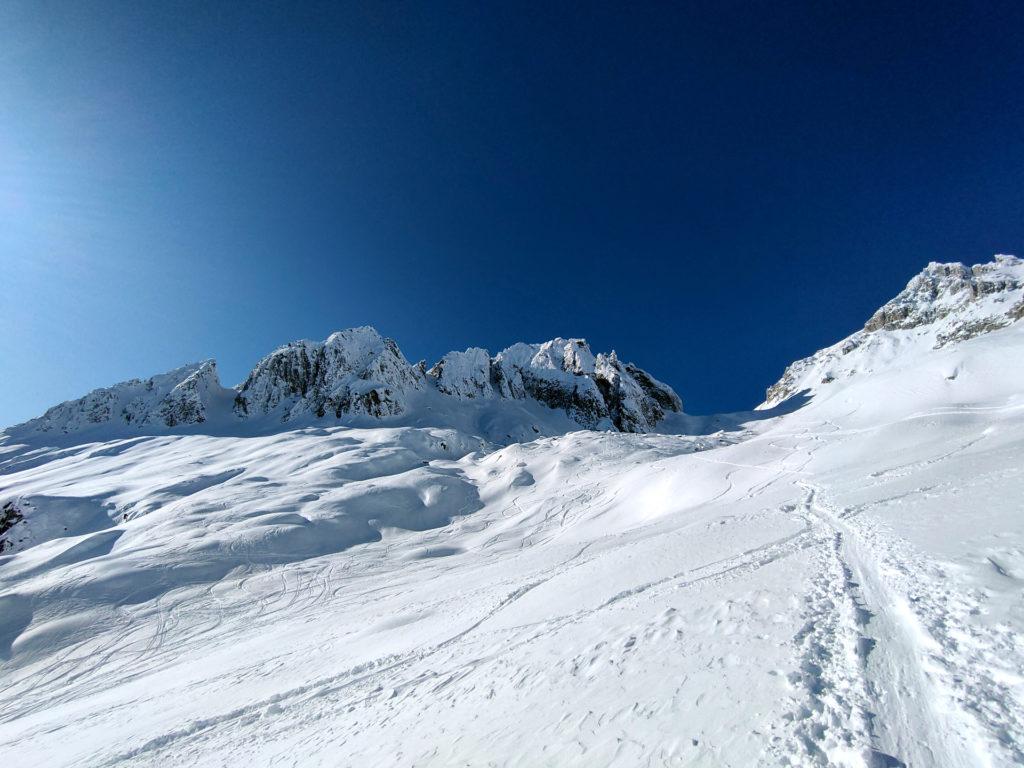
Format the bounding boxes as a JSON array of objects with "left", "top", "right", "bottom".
[
  {"left": 8, "top": 328, "right": 684, "bottom": 439},
  {"left": 763, "top": 255, "right": 1024, "bottom": 408},
  {"left": 428, "top": 348, "right": 494, "bottom": 400},
  {"left": 11, "top": 360, "right": 225, "bottom": 435},
  {"left": 864, "top": 255, "right": 1023, "bottom": 333},
  {"left": 234, "top": 326, "right": 422, "bottom": 421},
  {"left": 426, "top": 337, "right": 682, "bottom": 432}
]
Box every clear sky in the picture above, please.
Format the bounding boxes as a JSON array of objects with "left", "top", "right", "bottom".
[{"left": 2, "top": 1, "right": 1022, "bottom": 428}]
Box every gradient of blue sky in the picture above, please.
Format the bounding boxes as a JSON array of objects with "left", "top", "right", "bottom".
[{"left": 2, "top": 1, "right": 1022, "bottom": 427}]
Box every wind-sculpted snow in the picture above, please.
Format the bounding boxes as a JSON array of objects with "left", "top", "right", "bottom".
[
  {"left": 763, "top": 254, "right": 1024, "bottom": 408},
  {"left": 3, "top": 258, "right": 1024, "bottom": 767}
]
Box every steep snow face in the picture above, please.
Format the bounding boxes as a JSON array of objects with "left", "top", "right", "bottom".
[
  {"left": 763, "top": 254, "right": 1024, "bottom": 407},
  {"left": 234, "top": 327, "right": 423, "bottom": 421},
  {"left": 9, "top": 361, "right": 226, "bottom": 435}
]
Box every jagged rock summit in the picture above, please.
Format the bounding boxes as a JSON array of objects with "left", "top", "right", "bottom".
[
  {"left": 435, "top": 338, "right": 682, "bottom": 432},
  {"left": 7, "top": 328, "right": 682, "bottom": 438},
  {"left": 17, "top": 361, "right": 232, "bottom": 434},
  {"left": 234, "top": 327, "right": 423, "bottom": 421},
  {"left": 763, "top": 254, "right": 1024, "bottom": 407}
]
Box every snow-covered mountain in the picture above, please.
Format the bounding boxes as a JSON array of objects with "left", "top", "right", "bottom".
[
  {"left": 234, "top": 327, "right": 424, "bottom": 421},
  {"left": 16, "top": 360, "right": 233, "bottom": 434},
  {"left": 2, "top": 255, "right": 1024, "bottom": 767},
  {"left": 9, "top": 330, "right": 682, "bottom": 439},
  {"left": 432, "top": 338, "right": 681, "bottom": 432},
  {"left": 763, "top": 254, "right": 1024, "bottom": 408}
]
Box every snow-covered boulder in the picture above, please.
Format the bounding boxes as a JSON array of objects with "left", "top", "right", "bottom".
[
  {"left": 234, "top": 327, "right": 423, "bottom": 422},
  {"left": 10, "top": 360, "right": 225, "bottom": 435},
  {"left": 762, "top": 254, "right": 1024, "bottom": 407}
]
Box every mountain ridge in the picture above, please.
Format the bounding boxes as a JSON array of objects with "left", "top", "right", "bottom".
[
  {"left": 6, "top": 330, "right": 683, "bottom": 439},
  {"left": 9, "top": 255, "right": 1021, "bottom": 438}
]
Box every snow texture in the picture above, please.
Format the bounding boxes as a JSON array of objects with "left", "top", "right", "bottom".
[{"left": 1, "top": 255, "right": 1023, "bottom": 767}]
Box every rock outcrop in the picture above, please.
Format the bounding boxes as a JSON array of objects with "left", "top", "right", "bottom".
[
  {"left": 12, "top": 360, "right": 225, "bottom": 435},
  {"left": 233, "top": 327, "right": 423, "bottom": 421},
  {"left": 426, "top": 338, "right": 682, "bottom": 432},
  {"left": 428, "top": 348, "right": 494, "bottom": 400},
  {"left": 763, "top": 255, "right": 1024, "bottom": 407}
]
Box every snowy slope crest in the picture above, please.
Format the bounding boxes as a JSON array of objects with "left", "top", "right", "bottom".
[
  {"left": 12, "top": 361, "right": 227, "bottom": 435},
  {"left": 763, "top": 254, "right": 1024, "bottom": 407}
]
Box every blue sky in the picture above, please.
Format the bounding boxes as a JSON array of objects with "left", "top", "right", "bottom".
[{"left": 2, "top": 1, "right": 1023, "bottom": 428}]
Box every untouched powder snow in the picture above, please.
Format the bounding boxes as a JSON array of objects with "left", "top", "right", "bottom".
[{"left": 1, "top": 256, "right": 1024, "bottom": 767}]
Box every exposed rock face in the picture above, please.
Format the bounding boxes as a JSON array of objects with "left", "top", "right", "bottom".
[
  {"left": 490, "top": 340, "right": 610, "bottom": 428},
  {"left": 596, "top": 353, "right": 684, "bottom": 433},
  {"left": 158, "top": 361, "right": 221, "bottom": 427},
  {"left": 864, "top": 257, "right": 1023, "bottom": 334},
  {"left": 763, "top": 255, "right": 1024, "bottom": 408},
  {"left": 0, "top": 501, "right": 25, "bottom": 552},
  {"left": 234, "top": 327, "right": 423, "bottom": 421},
  {"left": 420, "top": 338, "right": 682, "bottom": 432},
  {"left": 13, "top": 361, "right": 224, "bottom": 434}
]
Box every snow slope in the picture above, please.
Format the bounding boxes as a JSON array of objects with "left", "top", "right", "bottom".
[{"left": 1, "top": 257, "right": 1023, "bottom": 767}]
